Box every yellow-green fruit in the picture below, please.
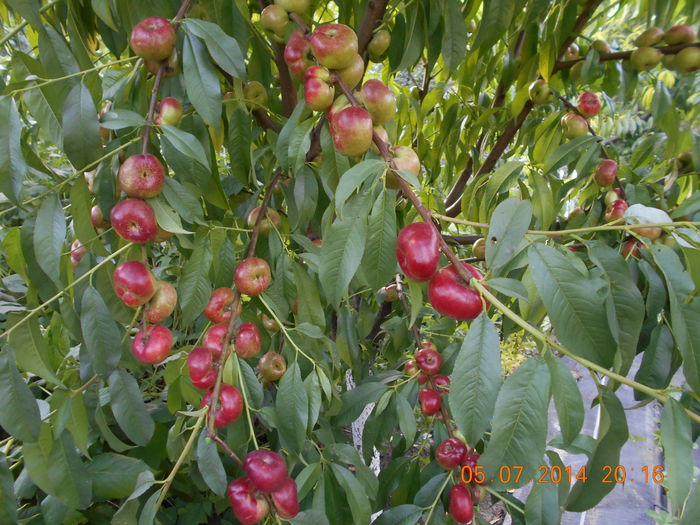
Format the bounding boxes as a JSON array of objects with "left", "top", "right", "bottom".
[
  {"left": 675, "top": 46, "right": 700, "bottom": 73},
  {"left": 663, "top": 25, "right": 696, "bottom": 45},
  {"left": 274, "top": 0, "right": 310, "bottom": 15},
  {"left": 634, "top": 27, "right": 665, "bottom": 47},
  {"left": 367, "top": 29, "right": 391, "bottom": 57},
  {"left": 662, "top": 54, "right": 677, "bottom": 70},
  {"left": 472, "top": 238, "right": 486, "bottom": 259},
  {"left": 243, "top": 81, "right": 268, "bottom": 107},
  {"left": 630, "top": 46, "right": 663, "bottom": 70},
  {"left": 570, "top": 61, "right": 584, "bottom": 82},
  {"left": 592, "top": 39, "right": 611, "bottom": 54}
]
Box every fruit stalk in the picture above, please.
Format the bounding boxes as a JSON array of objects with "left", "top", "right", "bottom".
[
  {"left": 355, "top": 0, "right": 390, "bottom": 55},
  {"left": 555, "top": 42, "right": 700, "bottom": 71},
  {"left": 212, "top": 434, "right": 244, "bottom": 466}
]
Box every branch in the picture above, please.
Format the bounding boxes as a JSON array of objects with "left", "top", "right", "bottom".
[
  {"left": 259, "top": 0, "right": 298, "bottom": 115},
  {"left": 252, "top": 108, "right": 281, "bottom": 133},
  {"left": 366, "top": 299, "right": 393, "bottom": 343},
  {"left": 442, "top": 234, "right": 482, "bottom": 245},
  {"left": 554, "top": 42, "right": 700, "bottom": 72},
  {"left": 356, "top": 0, "right": 390, "bottom": 55},
  {"left": 305, "top": 117, "right": 325, "bottom": 162}
]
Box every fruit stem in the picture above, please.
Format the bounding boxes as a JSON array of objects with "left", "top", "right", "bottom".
[
  {"left": 0, "top": 242, "right": 134, "bottom": 340},
  {"left": 259, "top": 295, "right": 317, "bottom": 366},
  {"left": 70, "top": 374, "right": 98, "bottom": 397},
  {"left": 212, "top": 434, "right": 244, "bottom": 466},
  {"left": 141, "top": 61, "right": 167, "bottom": 154},
  {"left": 234, "top": 355, "right": 260, "bottom": 449},
  {"left": 288, "top": 13, "right": 310, "bottom": 35},
  {"left": 483, "top": 485, "right": 525, "bottom": 515},
  {"left": 472, "top": 280, "right": 700, "bottom": 425},
  {"left": 154, "top": 409, "right": 206, "bottom": 511}
]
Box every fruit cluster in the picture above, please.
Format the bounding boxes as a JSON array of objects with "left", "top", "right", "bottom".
[
  {"left": 404, "top": 341, "right": 449, "bottom": 416},
  {"left": 631, "top": 25, "right": 698, "bottom": 73}
]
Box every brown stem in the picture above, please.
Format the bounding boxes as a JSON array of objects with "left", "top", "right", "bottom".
[
  {"left": 258, "top": 0, "right": 297, "bottom": 115},
  {"left": 305, "top": 117, "right": 325, "bottom": 162},
  {"left": 356, "top": 0, "right": 389, "bottom": 55},
  {"left": 288, "top": 13, "right": 310, "bottom": 34},
  {"left": 555, "top": 42, "right": 699, "bottom": 71},
  {"left": 252, "top": 108, "right": 281, "bottom": 133},
  {"left": 71, "top": 374, "right": 98, "bottom": 397},
  {"left": 212, "top": 435, "right": 244, "bottom": 466},
  {"left": 366, "top": 299, "right": 393, "bottom": 343},
  {"left": 442, "top": 234, "right": 482, "bottom": 245}
]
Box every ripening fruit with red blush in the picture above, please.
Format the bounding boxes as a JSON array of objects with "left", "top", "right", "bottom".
[
  {"left": 113, "top": 260, "right": 156, "bottom": 307},
  {"left": 419, "top": 388, "right": 442, "bottom": 416},
  {"left": 187, "top": 347, "right": 215, "bottom": 384},
  {"left": 110, "top": 198, "right": 158, "bottom": 243},
  {"left": 144, "top": 280, "right": 177, "bottom": 323},
  {"left": 201, "top": 384, "right": 243, "bottom": 428},
  {"left": 271, "top": 477, "right": 300, "bottom": 519},
  {"left": 204, "top": 287, "right": 237, "bottom": 323},
  {"left": 258, "top": 351, "right": 287, "bottom": 382},
  {"left": 130, "top": 17, "right": 176, "bottom": 61},
  {"left": 428, "top": 263, "right": 487, "bottom": 321},
  {"left": 243, "top": 449, "right": 288, "bottom": 492},
  {"left": 235, "top": 322, "right": 262, "bottom": 358},
  {"left": 131, "top": 325, "right": 173, "bottom": 364},
  {"left": 594, "top": 159, "right": 618, "bottom": 187},
  {"left": 203, "top": 323, "right": 229, "bottom": 359},
  {"left": 396, "top": 222, "right": 440, "bottom": 282},
  {"left": 415, "top": 346, "right": 442, "bottom": 375},
  {"left": 449, "top": 484, "right": 474, "bottom": 524},
  {"left": 70, "top": 240, "right": 87, "bottom": 269},
  {"left": 234, "top": 258, "right": 272, "bottom": 296},
  {"left": 577, "top": 91, "right": 601, "bottom": 118},
  {"left": 433, "top": 374, "right": 450, "bottom": 394},
  {"left": 227, "top": 477, "right": 270, "bottom": 525},
  {"left": 404, "top": 359, "right": 418, "bottom": 376},
  {"left": 435, "top": 438, "right": 468, "bottom": 470}
]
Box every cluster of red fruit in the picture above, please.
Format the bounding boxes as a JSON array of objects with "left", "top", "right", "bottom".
[
  {"left": 396, "top": 223, "right": 487, "bottom": 321},
  {"left": 404, "top": 341, "right": 449, "bottom": 416},
  {"left": 228, "top": 449, "right": 299, "bottom": 523},
  {"left": 437, "top": 439, "right": 483, "bottom": 523}
]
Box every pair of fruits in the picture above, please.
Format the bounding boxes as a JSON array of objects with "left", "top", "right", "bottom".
[
  {"left": 396, "top": 223, "right": 487, "bottom": 321},
  {"left": 632, "top": 25, "right": 699, "bottom": 73}
]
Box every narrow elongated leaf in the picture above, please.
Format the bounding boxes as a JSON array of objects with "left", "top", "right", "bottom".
[
  {"left": 109, "top": 369, "right": 155, "bottom": 446},
  {"left": 448, "top": 314, "right": 502, "bottom": 445},
  {"left": 336, "top": 382, "right": 387, "bottom": 426},
  {"left": 395, "top": 395, "right": 416, "bottom": 446},
  {"left": 473, "top": 0, "right": 516, "bottom": 50},
  {"left": 528, "top": 244, "right": 616, "bottom": 366},
  {"left": 276, "top": 362, "right": 308, "bottom": 455},
  {"left": 566, "top": 389, "right": 628, "bottom": 511},
  {"left": 292, "top": 264, "right": 325, "bottom": 330},
  {"left": 441, "top": 0, "right": 468, "bottom": 71},
  {"left": 479, "top": 357, "right": 550, "bottom": 490},
  {"left": 0, "top": 96, "right": 26, "bottom": 204},
  {"left": 185, "top": 19, "right": 246, "bottom": 78},
  {"left": 660, "top": 400, "right": 693, "bottom": 513},
  {"left": 486, "top": 198, "right": 532, "bottom": 273},
  {"left": 0, "top": 456, "right": 17, "bottom": 524},
  {"left": 331, "top": 464, "right": 371, "bottom": 525},
  {"left": 80, "top": 286, "right": 121, "bottom": 376},
  {"left": 62, "top": 83, "right": 101, "bottom": 170},
  {"left": 335, "top": 160, "right": 386, "bottom": 211},
  {"left": 6, "top": 315, "right": 61, "bottom": 385},
  {"left": 319, "top": 217, "right": 368, "bottom": 308},
  {"left": 178, "top": 233, "right": 213, "bottom": 326},
  {"left": 373, "top": 505, "right": 422, "bottom": 525},
  {"left": 34, "top": 194, "right": 65, "bottom": 286},
  {"left": 183, "top": 34, "right": 222, "bottom": 128},
  {"left": 196, "top": 430, "right": 227, "bottom": 496},
  {"left": 47, "top": 431, "right": 92, "bottom": 509},
  {"left": 0, "top": 348, "right": 40, "bottom": 442},
  {"left": 680, "top": 482, "right": 700, "bottom": 525},
  {"left": 524, "top": 482, "right": 560, "bottom": 525},
  {"left": 87, "top": 453, "right": 150, "bottom": 499},
  {"left": 362, "top": 189, "right": 398, "bottom": 291},
  {"left": 545, "top": 353, "right": 583, "bottom": 445},
  {"left": 543, "top": 136, "right": 597, "bottom": 175},
  {"left": 161, "top": 125, "right": 210, "bottom": 168}
]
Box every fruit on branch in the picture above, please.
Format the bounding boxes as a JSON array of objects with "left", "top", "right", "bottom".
[
  {"left": 304, "top": 67, "right": 335, "bottom": 111},
  {"left": 110, "top": 198, "right": 158, "bottom": 243},
  {"left": 449, "top": 484, "right": 474, "bottom": 524},
  {"left": 462, "top": 453, "right": 479, "bottom": 470},
  {"left": 235, "top": 322, "right": 262, "bottom": 358},
  {"left": 89, "top": 205, "right": 107, "bottom": 229},
  {"left": 145, "top": 49, "right": 179, "bottom": 77},
  {"left": 605, "top": 188, "right": 624, "bottom": 206},
  {"left": 396, "top": 222, "right": 440, "bottom": 282},
  {"left": 113, "top": 260, "right": 156, "bottom": 307},
  {"left": 630, "top": 46, "right": 663, "bottom": 70},
  {"left": 243, "top": 449, "right": 288, "bottom": 492},
  {"left": 367, "top": 29, "right": 391, "bottom": 61},
  {"left": 335, "top": 54, "right": 364, "bottom": 89},
  {"left": 418, "top": 388, "right": 442, "bottom": 416},
  {"left": 662, "top": 54, "right": 678, "bottom": 70},
  {"left": 70, "top": 240, "right": 87, "bottom": 269},
  {"left": 528, "top": 79, "right": 552, "bottom": 105},
  {"left": 284, "top": 31, "right": 314, "bottom": 79},
  {"left": 593, "top": 159, "right": 618, "bottom": 187},
  {"left": 327, "top": 94, "right": 350, "bottom": 121},
  {"left": 258, "top": 351, "right": 287, "bottom": 382},
  {"left": 370, "top": 126, "right": 390, "bottom": 154},
  {"left": 631, "top": 225, "right": 662, "bottom": 240},
  {"left": 428, "top": 263, "right": 487, "bottom": 321},
  {"left": 565, "top": 43, "right": 580, "bottom": 60},
  {"left": 156, "top": 97, "right": 183, "bottom": 126},
  {"left": 132, "top": 325, "right": 173, "bottom": 364},
  {"left": 187, "top": 347, "right": 217, "bottom": 389},
  {"left": 260, "top": 4, "right": 288, "bottom": 37},
  {"left": 247, "top": 206, "right": 283, "bottom": 236},
  {"left": 387, "top": 145, "right": 421, "bottom": 188},
  {"left": 472, "top": 238, "right": 486, "bottom": 259},
  {"left": 227, "top": 477, "right": 270, "bottom": 525},
  {"left": 404, "top": 359, "right": 418, "bottom": 376},
  {"left": 201, "top": 384, "right": 243, "bottom": 427},
  {"left": 634, "top": 27, "right": 665, "bottom": 46},
  {"left": 622, "top": 239, "right": 642, "bottom": 258},
  {"left": 592, "top": 39, "right": 611, "bottom": 54},
  {"left": 435, "top": 438, "right": 468, "bottom": 470},
  {"left": 274, "top": 0, "right": 309, "bottom": 14},
  {"left": 560, "top": 113, "right": 589, "bottom": 139},
  {"left": 234, "top": 258, "right": 272, "bottom": 296},
  {"left": 675, "top": 47, "right": 700, "bottom": 73},
  {"left": 261, "top": 313, "right": 280, "bottom": 332},
  {"left": 144, "top": 280, "right": 177, "bottom": 323},
  {"left": 417, "top": 373, "right": 429, "bottom": 385},
  {"left": 471, "top": 484, "right": 486, "bottom": 504},
  {"left": 130, "top": 17, "right": 177, "bottom": 61},
  {"left": 358, "top": 79, "right": 396, "bottom": 125},
  {"left": 664, "top": 25, "right": 697, "bottom": 45},
  {"left": 203, "top": 323, "right": 230, "bottom": 359},
  {"left": 330, "top": 106, "right": 374, "bottom": 156},
  {"left": 309, "top": 24, "right": 359, "bottom": 69},
  {"left": 118, "top": 154, "right": 165, "bottom": 199},
  {"left": 204, "top": 287, "right": 238, "bottom": 323},
  {"left": 604, "top": 199, "right": 628, "bottom": 222},
  {"left": 415, "top": 346, "right": 442, "bottom": 375},
  {"left": 433, "top": 374, "right": 450, "bottom": 394},
  {"left": 271, "top": 477, "right": 300, "bottom": 519},
  {"left": 677, "top": 151, "right": 695, "bottom": 172},
  {"left": 577, "top": 91, "right": 601, "bottom": 117},
  {"left": 243, "top": 81, "right": 269, "bottom": 107}
]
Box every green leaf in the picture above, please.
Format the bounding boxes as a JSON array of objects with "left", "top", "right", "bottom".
[
  {"left": 319, "top": 217, "right": 368, "bottom": 308},
  {"left": 62, "top": 83, "right": 101, "bottom": 170},
  {"left": 87, "top": 453, "right": 150, "bottom": 499},
  {"left": 148, "top": 196, "right": 193, "bottom": 234},
  {"left": 161, "top": 125, "right": 210, "bottom": 168},
  {"left": 239, "top": 359, "right": 264, "bottom": 409},
  {"left": 184, "top": 19, "right": 246, "bottom": 79},
  {"left": 196, "top": 430, "right": 227, "bottom": 497},
  {"left": 680, "top": 481, "right": 700, "bottom": 525},
  {"left": 566, "top": 389, "right": 628, "bottom": 511},
  {"left": 99, "top": 109, "right": 146, "bottom": 129},
  {"left": 292, "top": 264, "right": 325, "bottom": 330},
  {"left": 0, "top": 348, "right": 40, "bottom": 443},
  {"left": 542, "top": 136, "right": 597, "bottom": 175},
  {"left": 545, "top": 353, "right": 583, "bottom": 446},
  {"left": 524, "top": 482, "right": 560, "bottom": 525},
  {"left": 109, "top": 369, "right": 155, "bottom": 446},
  {"left": 0, "top": 455, "right": 17, "bottom": 524},
  {"left": 33, "top": 194, "right": 65, "bottom": 286},
  {"left": 473, "top": 0, "right": 516, "bottom": 50},
  {"left": 6, "top": 315, "right": 61, "bottom": 385},
  {"left": 528, "top": 244, "right": 616, "bottom": 367},
  {"left": 276, "top": 102, "right": 306, "bottom": 169},
  {"left": 485, "top": 198, "right": 532, "bottom": 273},
  {"left": 336, "top": 382, "right": 387, "bottom": 426},
  {"left": 70, "top": 178, "right": 107, "bottom": 255},
  {"left": 485, "top": 277, "right": 529, "bottom": 302},
  {"left": 182, "top": 33, "right": 222, "bottom": 128},
  {"left": 80, "top": 286, "right": 121, "bottom": 376},
  {"left": 441, "top": 0, "right": 469, "bottom": 72},
  {"left": 178, "top": 233, "right": 213, "bottom": 326},
  {"left": 395, "top": 394, "right": 416, "bottom": 446},
  {"left": 335, "top": 160, "right": 386, "bottom": 211},
  {"left": 373, "top": 505, "right": 422, "bottom": 525},
  {"left": 276, "top": 362, "right": 308, "bottom": 455},
  {"left": 660, "top": 399, "right": 693, "bottom": 513},
  {"left": 406, "top": 278, "right": 423, "bottom": 328},
  {"left": 47, "top": 431, "right": 92, "bottom": 509},
  {"left": 362, "top": 189, "right": 398, "bottom": 291},
  {"left": 479, "top": 357, "right": 550, "bottom": 490},
  {"left": 331, "top": 464, "right": 371, "bottom": 525},
  {"left": 448, "top": 314, "right": 502, "bottom": 445},
  {"left": 0, "top": 96, "right": 26, "bottom": 204}
]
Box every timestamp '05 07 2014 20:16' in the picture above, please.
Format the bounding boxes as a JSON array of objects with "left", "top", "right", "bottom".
[{"left": 460, "top": 465, "right": 666, "bottom": 485}]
